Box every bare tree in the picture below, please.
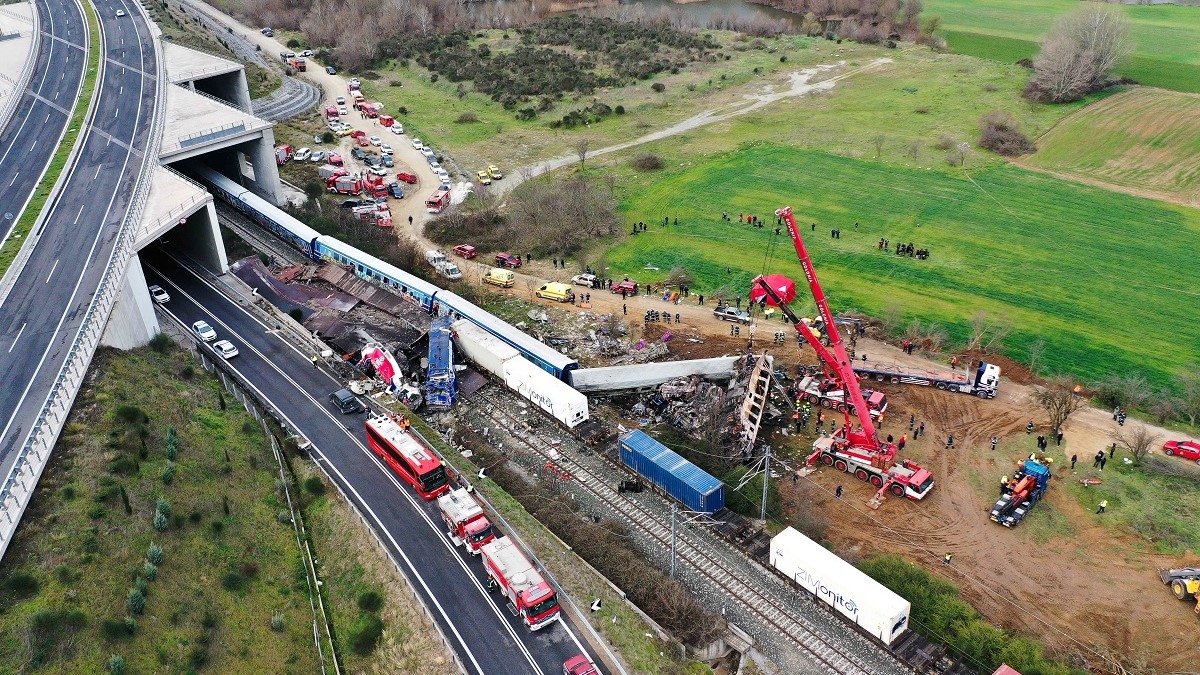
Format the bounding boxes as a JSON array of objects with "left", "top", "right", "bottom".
[
  {"left": 1027, "top": 337, "right": 1046, "bottom": 378},
  {"left": 573, "top": 138, "right": 591, "bottom": 170},
  {"left": 1176, "top": 366, "right": 1200, "bottom": 426},
  {"left": 1148, "top": 395, "right": 1183, "bottom": 425},
  {"left": 965, "top": 311, "right": 1012, "bottom": 353},
  {"left": 878, "top": 299, "right": 904, "bottom": 337},
  {"left": 907, "top": 139, "right": 921, "bottom": 163},
  {"left": 1112, "top": 423, "right": 1160, "bottom": 466},
  {"left": 524, "top": 275, "right": 540, "bottom": 301},
  {"left": 1033, "top": 376, "right": 1086, "bottom": 433},
  {"left": 1092, "top": 372, "right": 1151, "bottom": 410},
  {"left": 1027, "top": 4, "right": 1131, "bottom": 103},
  {"left": 872, "top": 134, "right": 886, "bottom": 158},
  {"left": 954, "top": 142, "right": 971, "bottom": 167}
]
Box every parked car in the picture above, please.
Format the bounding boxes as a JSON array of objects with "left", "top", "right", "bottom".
[
  {"left": 356, "top": 136, "right": 370, "bottom": 147},
  {"left": 388, "top": 183, "right": 404, "bottom": 199},
  {"left": 191, "top": 320, "right": 217, "bottom": 342},
  {"left": 412, "top": 138, "right": 424, "bottom": 150},
  {"left": 570, "top": 274, "right": 597, "bottom": 287},
  {"left": 367, "top": 166, "right": 389, "bottom": 177},
  {"left": 611, "top": 281, "right": 638, "bottom": 296},
  {"left": 488, "top": 165, "right": 503, "bottom": 180},
  {"left": 389, "top": 123, "right": 405, "bottom": 135},
  {"left": 495, "top": 252, "right": 522, "bottom": 268},
  {"left": 434, "top": 168, "right": 450, "bottom": 182},
  {"left": 369, "top": 136, "right": 382, "bottom": 146},
  {"left": 260, "top": 27, "right": 273, "bottom": 36},
  {"left": 212, "top": 340, "right": 239, "bottom": 359},
  {"left": 713, "top": 305, "right": 751, "bottom": 324},
  {"left": 421, "top": 148, "right": 436, "bottom": 160},
  {"left": 453, "top": 244, "right": 477, "bottom": 259},
  {"left": 351, "top": 147, "right": 367, "bottom": 161},
  {"left": 310, "top": 150, "right": 327, "bottom": 163},
  {"left": 395, "top": 172, "right": 418, "bottom": 184},
  {"left": 563, "top": 655, "right": 599, "bottom": 675},
  {"left": 379, "top": 143, "right": 393, "bottom": 155},
  {"left": 328, "top": 153, "right": 343, "bottom": 166},
  {"left": 299, "top": 49, "right": 314, "bottom": 57},
  {"left": 293, "top": 147, "right": 311, "bottom": 162},
  {"left": 328, "top": 389, "right": 366, "bottom": 414},
  {"left": 338, "top": 105, "right": 348, "bottom": 116},
  {"left": 381, "top": 154, "right": 394, "bottom": 167},
  {"left": 148, "top": 285, "right": 170, "bottom": 303},
  {"left": 325, "top": 66, "right": 337, "bottom": 75},
  {"left": 335, "top": 95, "right": 346, "bottom": 105},
  {"left": 340, "top": 198, "right": 362, "bottom": 209},
  {"left": 364, "top": 156, "right": 382, "bottom": 168},
  {"left": 1163, "top": 440, "right": 1200, "bottom": 463},
  {"left": 335, "top": 126, "right": 352, "bottom": 137},
  {"left": 350, "top": 130, "right": 366, "bottom": 139},
  {"left": 476, "top": 170, "right": 492, "bottom": 185}
]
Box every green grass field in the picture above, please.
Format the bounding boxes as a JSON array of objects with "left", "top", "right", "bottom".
[
  {"left": 1025, "top": 87, "right": 1200, "bottom": 200},
  {"left": 605, "top": 144, "right": 1200, "bottom": 385},
  {"left": 926, "top": 0, "right": 1200, "bottom": 93},
  {"left": 0, "top": 347, "right": 321, "bottom": 673}
]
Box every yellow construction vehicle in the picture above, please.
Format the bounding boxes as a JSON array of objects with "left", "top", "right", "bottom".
[{"left": 1160, "top": 568, "right": 1200, "bottom": 618}]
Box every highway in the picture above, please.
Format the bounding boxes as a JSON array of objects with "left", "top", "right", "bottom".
[
  {"left": 142, "top": 248, "right": 605, "bottom": 675},
  {"left": 0, "top": 0, "right": 158, "bottom": 484},
  {"left": 0, "top": 0, "right": 87, "bottom": 254}
]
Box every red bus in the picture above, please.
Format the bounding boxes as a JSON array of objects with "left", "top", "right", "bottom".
[{"left": 364, "top": 416, "right": 450, "bottom": 500}]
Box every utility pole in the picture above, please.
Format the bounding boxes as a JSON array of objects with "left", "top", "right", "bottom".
[{"left": 761, "top": 444, "right": 771, "bottom": 521}]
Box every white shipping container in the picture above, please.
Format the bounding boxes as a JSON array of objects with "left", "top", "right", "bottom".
[
  {"left": 452, "top": 319, "right": 520, "bottom": 378},
  {"left": 769, "top": 527, "right": 910, "bottom": 646},
  {"left": 502, "top": 356, "right": 588, "bottom": 428}
]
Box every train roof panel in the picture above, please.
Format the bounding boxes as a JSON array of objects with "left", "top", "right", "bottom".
[
  {"left": 320, "top": 236, "right": 441, "bottom": 298},
  {"left": 437, "top": 290, "right": 577, "bottom": 374},
  {"left": 365, "top": 416, "right": 442, "bottom": 474}
]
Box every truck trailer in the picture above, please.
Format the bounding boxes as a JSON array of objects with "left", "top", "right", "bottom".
[
  {"left": 481, "top": 537, "right": 560, "bottom": 631},
  {"left": 770, "top": 526, "right": 911, "bottom": 646},
  {"left": 854, "top": 359, "right": 1001, "bottom": 399},
  {"left": 436, "top": 487, "right": 496, "bottom": 554}
]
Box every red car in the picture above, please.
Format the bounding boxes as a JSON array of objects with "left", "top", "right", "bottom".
[
  {"left": 350, "top": 130, "right": 366, "bottom": 139},
  {"left": 562, "top": 654, "right": 598, "bottom": 675},
  {"left": 1163, "top": 440, "right": 1200, "bottom": 463},
  {"left": 395, "top": 172, "right": 418, "bottom": 184},
  {"left": 611, "top": 280, "right": 638, "bottom": 296},
  {"left": 328, "top": 153, "right": 343, "bottom": 166},
  {"left": 453, "top": 244, "right": 477, "bottom": 259},
  {"left": 495, "top": 252, "right": 522, "bottom": 268},
  {"left": 356, "top": 136, "right": 371, "bottom": 147}
]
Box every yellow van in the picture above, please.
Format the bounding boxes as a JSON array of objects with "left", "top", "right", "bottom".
[
  {"left": 535, "top": 282, "right": 573, "bottom": 302},
  {"left": 483, "top": 268, "right": 515, "bottom": 288}
]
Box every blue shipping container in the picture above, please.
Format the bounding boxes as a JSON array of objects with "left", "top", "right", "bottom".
[{"left": 619, "top": 431, "right": 725, "bottom": 513}]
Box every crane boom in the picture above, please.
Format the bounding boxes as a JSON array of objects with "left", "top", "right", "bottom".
[
  {"left": 776, "top": 207, "right": 880, "bottom": 444},
  {"left": 755, "top": 279, "right": 839, "bottom": 379}
]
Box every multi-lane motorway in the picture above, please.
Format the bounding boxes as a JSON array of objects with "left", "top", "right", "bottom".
[
  {"left": 0, "top": 0, "right": 158, "bottom": 482},
  {"left": 142, "top": 249, "right": 606, "bottom": 675}
]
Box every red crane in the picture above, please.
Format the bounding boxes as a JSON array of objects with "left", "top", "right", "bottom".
[{"left": 757, "top": 207, "right": 934, "bottom": 504}]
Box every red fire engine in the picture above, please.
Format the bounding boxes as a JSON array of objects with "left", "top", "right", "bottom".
[
  {"left": 481, "top": 537, "right": 560, "bottom": 631},
  {"left": 763, "top": 207, "right": 934, "bottom": 505},
  {"left": 363, "top": 415, "right": 450, "bottom": 500},
  {"left": 436, "top": 487, "right": 496, "bottom": 554}
]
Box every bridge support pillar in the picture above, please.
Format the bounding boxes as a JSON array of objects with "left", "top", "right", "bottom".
[
  {"left": 244, "top": 127, "right": 283, "bottom": 206},
  {"left": 101, "top": 256, "right": 159, "bottom": 349},
  {"left": 176, "top": 201, "right": 228, "bottom": 274}
]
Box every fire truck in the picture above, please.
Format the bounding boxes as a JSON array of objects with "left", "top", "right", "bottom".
[
  {"left": 287, "top": 56, "right": 307, "bottom": 72},
  {"left": 274, "top": 144, "right": 292, "bottom": 165},
  {"left": 436, "top": 487, "right": 496, "bottom": 554},
  {"left": 481, "top": 537, "right": 560, "bottom": 631},
  {"left": 425, "top": 190, "right": 450, "bottom": 214},
  {"left": 764, "top": 207, "right": 934, "bottom": 506},
  {"left": 327, "top": 175, "right": 364, "bottom": 195},
  {"left": 363, "top": 415, "right": 450, "bottom": 500}
]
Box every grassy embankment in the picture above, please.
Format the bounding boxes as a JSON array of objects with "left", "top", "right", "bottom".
[
  {"left": 0, "top": 347, "right": 322, "bottom": 673},
  {"left": 924, "top": 0, "right": 1200, "bottom": 93},
  {"left": 604, "top": 144, "right": 1200, "bottom": 386},
  {"left": 1024, "top": 87, "right": 1200, "bottom": 201},
  {"left": 146, "top": 0, "right": 279, "bottom": 98},
  {"left": 0, "top": 1, "right": 100, "bottom": 276}
]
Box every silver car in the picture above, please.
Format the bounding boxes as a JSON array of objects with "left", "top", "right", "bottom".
[{"left": 192, "top": 320, "right": 217, "bottom": 341}]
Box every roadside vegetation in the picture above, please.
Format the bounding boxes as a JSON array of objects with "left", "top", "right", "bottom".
[
  {"left": 0, "top": 2, "right": 99, "bottom": 277},
  {"left": 148, "top": 0, "right": 278, "bottom": 98},
  {"left": 0, "top": 347, "right": 322, "bottom": 673}
]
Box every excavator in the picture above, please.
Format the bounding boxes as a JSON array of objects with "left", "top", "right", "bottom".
[
  {"left": 1159, "top": 568, "right": 1200, "bottom": 619},
  {"left": 758, "top": 207, "right": 935, "bottom": 507},
  {"left": 989, "top": 459, "right": 1051, "bottom": 527}
]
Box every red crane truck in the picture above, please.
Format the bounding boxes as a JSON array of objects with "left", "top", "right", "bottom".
[
  {"left": 436, "top": 487, "right": 496, "bottom": 554},
  {"left": 481, "top": 537, "right": 560, "bottom": 631},
  {"left": 795, "top": 374, "right": 888, "bottom": 420},
  {"left": 762, "top": 207, "right": 934, "bottom": 506}
]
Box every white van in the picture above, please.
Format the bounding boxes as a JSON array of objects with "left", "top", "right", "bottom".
[{"left": 426, "top": 250, "right": 447, "bottom": 267}]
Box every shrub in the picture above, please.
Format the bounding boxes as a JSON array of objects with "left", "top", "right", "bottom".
[
  {"left": 285, "top": 38, "right": 300, "bottom": 48},
  {"left": 156, "top": 496, "right": 171, "bottom": 519},
  {"left": 651, "top": 82, "right": 666, "bottom": 92},
  {"left": 349, "top": 614, "right": 385, "bottom": 655},
  {"left": 127, "top": 589, "right": 146, "bottom": 615},
  {"left": 358, "top": 590, "right": 384, "bottom": 613},
  {"left": 201, "top": 610, "right": 218, "bottom": 629},
  {"left": 221, "top": 571, "right": 247, "bottom": 592},
  {"left": 630, "top": 153, "right": 665, "bottom": 172},
  {"left": 303, "top": 476, "right": 326, "bottom": 496},
  {"left": 109, "top": 455, "right": 139, "bottom": 476},
  {"left": 142, "top": 561, "right": 158, "bottom": 581},
  {"left": 89, "top": 505, "right": 107, "bottom": 519},
  {"left": 288, "top": 308, "right": 304, "bottom": 323},
  {"left": 124, "top": 617, "right": 136, "bottom": 634},
  {"left": 114, "top": 405, "right": 148, "bottom": 425},
  {"left": 455, "top": 111, "right": 479, "bottom": 123},
  {"left": 148, "top": 332, "right": 172, "bottom": 353},
  {"left": 180, "top": 365, "right": 194, "bottom": 380},
  {"left": 107, "top": 654, "right": 126, "bottom": 674},
  {"left": 978, "top": 111, "right": 1035, "bottom": 156},
  {"left": 102, "top": 619, "right": 131, "bottom": 640},
  {"left": 134, "top": 577, "right": 149, "bottom": 597},
  {"left": 321, "top": 130, "right": 335, "bottom": 144},
  {"left": 153, "top": 511, "right": 168, "bottom": 531},
  {"left": 55, "top": 565, "right": 75, "bottom": 584},
  {"left": 211, "top": 520, "right": 225, "bottom": 535},
  {"left": 4, "top": 572, "right": 40, "bottom": 597},
  {"left": 146, "top": 542, "right": 164, "bottom": 565},
  {"left": 271, "top": 612, "right": 286, "bottom": 632},
  {"left": 389, "top": 79, "right": 402, "bottom": 87},
  {"left": 240, "top": 561, "right": 260, "bottom": 578},
  {"left": 277, "top": 509, "right": 292, "bottom": 524},
  {"left": 161, "top": 462, "right": 176, "bottom": 485},
  {"left": 119, "top": 486, "right": 131, "bottom": 514},
  {"left": 614, "top": 105, "right": 625, "bottom": 115}
]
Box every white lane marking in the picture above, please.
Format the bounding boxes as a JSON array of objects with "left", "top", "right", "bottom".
[
  {"left": 54, "top": 89, "right": 59, "bottom": 100},
  {"left": 45, "top": 113, "right": 49, "bottom": 123},
  {"left": 8, "top": 323, "right": 27, "bottom": 353},
  {"left": 45, "top": 259, "right": 59, "bottom": 283},
  {"left": 73, "top": 203, "right": 84, "bottom": 223},
  {"left": 8, "top": 172, "right": 17, "bottom": 186},
  {"left": 29, "top": 140, "right": 36, "bottom": 151},
  {"left": 94, "top": 164, "right": 101, "bottom": 179},
  {"left": 150, "top": 261, "right": 551, "bottom": 675}
]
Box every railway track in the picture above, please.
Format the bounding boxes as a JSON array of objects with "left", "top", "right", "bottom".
[
  {"left": 214, "top": 202, "right": 305, "bottom": 266},
  {"left": 468, "top": 389, "right": 905, "bottom": 675}
]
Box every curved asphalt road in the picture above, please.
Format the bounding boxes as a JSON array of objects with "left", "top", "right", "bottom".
[
  {"left": 142, "top": 248, "right": 606, "bottom": 675},
  {"left": 0, "top": 0, "right": 87, "bottom": 251},
  {"left": 0, "top": 0, "right": 159, "bottom": 482}
]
